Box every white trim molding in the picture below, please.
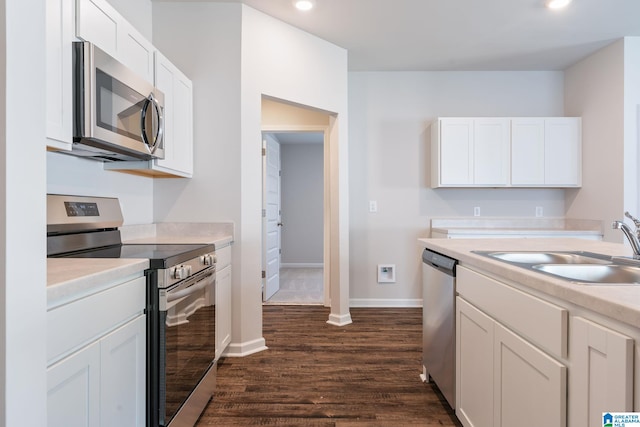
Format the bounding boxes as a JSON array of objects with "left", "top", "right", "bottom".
[
  {"left": 223, "top": 338, "right": 268, "bottom": 358},
  {"left": 327, "top": 312, "right": 353, "bottom": 326}
]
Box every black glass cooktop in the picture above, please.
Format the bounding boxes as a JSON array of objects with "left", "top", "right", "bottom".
[{"left": 56, "top": 243, "right": 214, "bottom": 269}]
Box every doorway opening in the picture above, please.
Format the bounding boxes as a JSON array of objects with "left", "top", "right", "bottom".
[{"left": 262, "top": 131, "right": 325, "bottom": 305}]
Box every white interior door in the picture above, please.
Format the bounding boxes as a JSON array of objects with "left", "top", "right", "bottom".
[{"left": 263, "top": 137, "right": 281, "bottom": 301}]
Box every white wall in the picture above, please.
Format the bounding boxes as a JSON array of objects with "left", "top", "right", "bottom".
[
  {"left": 564, "top": 41, "right": 625, "bottom": 242},
  {"left": 47, "top": 153, "right": 154, "bottom": 224},
  {"left": 280, "top": 141, "right": 324, "bottom": 265},
  {"left": 3, "top": 0, "right": 47, "bottom": 424},
  {"left": 152, "top": 3, "right": 350, "bottom": 351},
  {"left": 348, "top": 71, "right": 565, "bottom": 305},
  {"left": 623, "top": 38, "right": 640, "bottom": 221},
  {"left": 242, "top": 5, "right": 350, "bottom": 328}
]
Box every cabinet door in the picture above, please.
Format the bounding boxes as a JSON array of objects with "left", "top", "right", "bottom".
[
  {"left": 154, "top": 51, "right": 194, "bottom": 177},
  {"left": 569, "top": 316, "right": 633, "bottom": 427},
  {"left": 216, "top": 265, "right": 232, "bottom": 360},
  {"left": 118, "top": 21, "right": 154, "bottom": 82},
  {"left": 494, "top": 323, "right": 566, "bottom": 427},
  {"left": 100, "top": 315, "right": 146, "bottom": 427},
  {"left": 439, "top": 118, "right": 473, "bottom": 185},
  {"left": 46, "top": 0, "right": 74, "bottom": 149},
  {"left": 473, "top": 118, "right": 509, "bottom": 186},
  {"left": 511, "top": 118, "right": 545, "bottom": 185},
  {"left": 456, "top": 297, "right": 494, "bottom": 427},
  {"left": 545, "top": 118, "right": 581, "bottom": 186},
  {"left": 47, "top": 341, "right": 100, "bottom": 427},
  {"left": 75, "top": 0, "right": 119, "bottom": 59}
]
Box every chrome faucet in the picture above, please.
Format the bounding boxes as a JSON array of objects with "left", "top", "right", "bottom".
[{"left": 612, "top": 211, "right": 640, "bottom": 259}]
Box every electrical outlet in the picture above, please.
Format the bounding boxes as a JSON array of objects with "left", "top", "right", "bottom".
[
  {"left": 535, "top": 206, "right": 543, "bottom": 217},
  {"left": 473, "top": 207, "right": 481, "bottom": 217},
  {"left": 369, "top": 200, "right": 378, "bottom": 213}
]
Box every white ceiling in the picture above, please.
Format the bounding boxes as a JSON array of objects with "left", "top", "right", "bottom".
[{"left": 159, "top": 0, "right": 640, "bottom": 71}]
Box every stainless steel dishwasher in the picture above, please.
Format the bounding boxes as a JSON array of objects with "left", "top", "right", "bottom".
[{"left": 421, "top": 248, "right": 457, "bottom": 409}]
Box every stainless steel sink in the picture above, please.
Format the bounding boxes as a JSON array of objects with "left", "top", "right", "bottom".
[
  {"left": 532, "top": 264, "right": 640, "bottom": 284},
  {"left": 476, "top": 251, "right": 612, "bottom": 265}
]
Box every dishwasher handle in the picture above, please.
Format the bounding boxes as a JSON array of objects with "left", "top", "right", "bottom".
[{"left": 422, "top": 249, "right": 457, "bottom": 276}]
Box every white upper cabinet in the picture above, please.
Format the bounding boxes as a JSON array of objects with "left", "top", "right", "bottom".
[
  {"left": 75, "top": 0, "right": 154, "bottom": 83},
  {"left": 46, "top": 0, "right": 194, "bottom": 178},
  {"left": 544, "top": 118, "right": 581, "bottom": 186},
  {"left": 153, "top": 51, "right": 194, "bottom": 177},
  {"left": 45, "top": 0, "right": 75, "bottom": 150},
  {"left": 105, "top": 52, "right": 194, "bottom": 178},
  {"left": 511, "top": 117, "right": 581, "bottom": 187},
  {"left": 432, "top": 117, "right": 510, "bottom": 187},
  {"left": 432, "top": 117, "right": 582, "bottom": 188}
]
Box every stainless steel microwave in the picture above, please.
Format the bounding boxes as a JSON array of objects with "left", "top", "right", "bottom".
[{"left": 71, "top": 41, "right": 165, "bottom": 161}]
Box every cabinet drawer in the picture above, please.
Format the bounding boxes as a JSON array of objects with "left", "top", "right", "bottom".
[
  {"left": 216, "top": 244, "right": 231, "bottom": 270},
  {"left": 457, "top": 266, "right": 567, "bottom": 358},
  {"left": 47, "top": 276, "right": 146, "bottom": 364}
]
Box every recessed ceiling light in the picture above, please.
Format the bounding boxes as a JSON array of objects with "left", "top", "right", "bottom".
[
  {"left": 293, "top": 0, "right": 316, "bottom": 11},
  {"left": 545, "top": 0, "right": 572, "bottom": 9}
]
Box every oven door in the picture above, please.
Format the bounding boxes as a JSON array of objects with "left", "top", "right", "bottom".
[
  {"left": 148, "top": 267, "right": 216, "bottom": 427},
  {"left": 74, "top": 41, "right": 165, "bottom": 160}
]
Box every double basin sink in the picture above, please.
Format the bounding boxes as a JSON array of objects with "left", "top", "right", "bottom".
[{"left": 473, "top": 250, "right": 640, "bottom": 285}]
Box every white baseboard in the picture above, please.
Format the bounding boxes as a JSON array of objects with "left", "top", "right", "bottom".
[
  {"left": 326, "top": 312, "right": 353, "bottom": 326},
  {"left": 349, "top": 298, "right": 422, "bottom": 308},
  {"left": 222, "top": 337, "right": 268, "bottom": 358},
  {"left": 280, "top": 263, "right": 324, "bottom": 268}
]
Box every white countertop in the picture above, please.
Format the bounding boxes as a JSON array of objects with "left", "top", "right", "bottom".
[
  {"left": 418, "top": 237, "right": 640, "bottom": 328},
  {"left": 47, "top": 258, "right": 149, "bottom": 310}
]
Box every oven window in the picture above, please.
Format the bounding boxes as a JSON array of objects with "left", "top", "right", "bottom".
[
  {"left": 163, "top": 284, "right": 216, "bottom": 422},
  {"left": 95, "top": 68, "right": 145, "bottom": 142}
]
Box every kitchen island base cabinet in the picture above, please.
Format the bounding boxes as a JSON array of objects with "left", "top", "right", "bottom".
[
  {"left": 456, "top": 297, "right": 494, "bottom": 427},
  {"left": 456, "top": 296, "right": 566, "bottom": 427},
  {"left": 569, "top": 316, "right": 633, "bottom": 427},
  {"left": 494, "top": 322, "right": 566, "bottom": 427}
]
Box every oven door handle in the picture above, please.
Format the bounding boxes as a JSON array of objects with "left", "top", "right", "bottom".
[{"left": 166, "top": 273, "right": 214, "bottom": 303}]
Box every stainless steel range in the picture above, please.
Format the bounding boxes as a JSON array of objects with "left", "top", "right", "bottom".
[{"left": 47, "top": 194, "right": 218, "bottom": 427}]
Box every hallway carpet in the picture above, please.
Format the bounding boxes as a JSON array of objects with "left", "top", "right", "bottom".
[{"left": 195, "top": 305, "right": 461, "bottom": 426}]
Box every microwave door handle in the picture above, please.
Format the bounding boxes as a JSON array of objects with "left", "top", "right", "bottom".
[
  {"left": 152, "top": 94, "right": 164, "bottom": 151},
  {"left": 140, "top": 93, "right": 163, "bottom": 154}
]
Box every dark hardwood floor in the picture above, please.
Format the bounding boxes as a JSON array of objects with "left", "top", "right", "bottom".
[{"left": 195, "top": 305, "right": 461, "bottom": 426}]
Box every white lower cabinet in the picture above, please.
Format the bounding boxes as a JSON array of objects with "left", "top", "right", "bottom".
[
  {"left": 456, "top": 297, "right": 566, "bottom": 427},
  {"left": 215, "top": 245, "right": 232, "bottom": 360},
  {"left": 569, "top": 316, "right": 633, "bottom": 427},
  {"left": 47, "top": 315, "right": 145, "bottom": 427},
  {"left": 47, "top": 341, "right": 100, "bottom": 427},
  {"left": 456, "top": 297, "right": 494, "bottom": 427},
  {"left": 494, "top": 322, "right": 566, "bottom": 427},
  {"left": 454, "top": 264, "right": 638, "bottom": 427},
  {"left": 100, "top": 315, "right": 146, "bottom": 426},
  {"left": 47, "top": 276, "right": 146, "bottom": 427}
]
